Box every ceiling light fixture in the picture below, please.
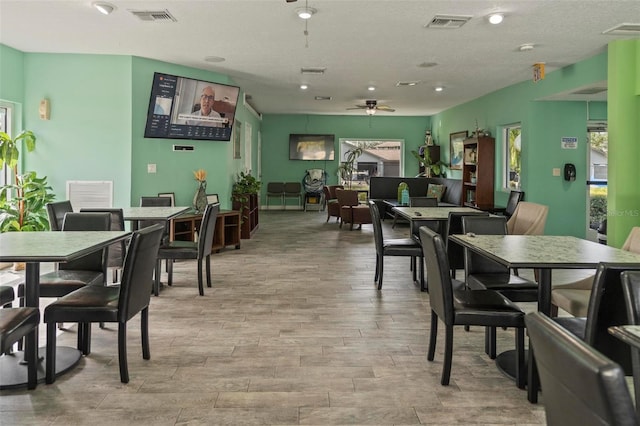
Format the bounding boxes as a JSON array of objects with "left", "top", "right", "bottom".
[
  {"left": 93, "top": 2, "right": 115, "bottom": 15},
  {"left": 367, "top": 86, "right": 376, "bottom": 91},
  {"left": 434, "top": 86, "right": 444, "bottom": 92},
  {"left": 296, "top": 7, "right": 316, "bottom": 19},
  {"left": 366, "top": 108, "right": 376, "bottom": 116},
  {"left": 519, "top": 43, "right": 535, "bottom": 52},
  {"left": 488, "top": 13, "right": 504, "bottom": 25},
  {"left": 300, "top": 84, "right": 308, "bottom": 90}
]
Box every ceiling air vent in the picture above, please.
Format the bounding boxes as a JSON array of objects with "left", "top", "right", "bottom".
[
  {"left": 572, "top": 87, "right": 607, "bottom": 95},
  {"left": 301, "top": 67, "right": 326, "bottom": 75},
  {"left": 396, "top": 81, "right": 420, "bottom": 87},
  {"left": 426, "top": 14, "right": 472, "bottom": 29},
  {"left": 314, "top": 96, "right": 332, "bottom": 101},
  {"left": 602, "top": 23, "right": 640, "bottom": 35},
  {"left": 129, "top": 9, "right": 177, "bottom": 22}
]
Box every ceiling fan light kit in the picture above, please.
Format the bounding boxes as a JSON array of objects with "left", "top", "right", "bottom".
[
  {"left": 488, "top": 13, "right": 504, "bottom": 24},
  {"left": 296, "top": 7, "right": 316, "bottom": 19}
]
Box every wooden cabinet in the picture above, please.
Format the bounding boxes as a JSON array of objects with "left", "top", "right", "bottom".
[
  {"left": 170, "top": 210, "right": 241, "bottom": 252},
  {"left": 232, "top": 193, "right": 259, "bottom": 239},
  {"left": 462, "top": 136, "right": 495, "bottom": 209}
]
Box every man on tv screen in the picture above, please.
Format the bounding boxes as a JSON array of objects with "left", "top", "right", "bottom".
[{"left": 184, "top": 86, "right": 224, "bottom": 127}]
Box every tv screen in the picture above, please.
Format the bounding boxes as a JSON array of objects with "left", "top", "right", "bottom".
[
  {"left": 289, "top": 134, "right": 335, "bottom": 160},
  {"left": 144, "top": 72, "right": 240, "bottom": 141}
]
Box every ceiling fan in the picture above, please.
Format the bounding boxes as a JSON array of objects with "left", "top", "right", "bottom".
[{"left": 347, "top": 100, "right": 396, "bottom": 115}]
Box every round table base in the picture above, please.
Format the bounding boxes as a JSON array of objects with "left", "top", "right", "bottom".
[
  {"left": 0, "top": 346, "right": 82, "bottom": 390},
  {"left": 495, "top": 349, "right": 529, "bottom": 384}
]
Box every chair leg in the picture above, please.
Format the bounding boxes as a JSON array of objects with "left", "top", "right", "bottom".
[
  {"left": 153, "top": 259, "right": 161, "bottom": 296},
  {"left": 374, "top": 255, "right": 380, "bottom": 283},
  {"left": 419, "top": 255, "right": 426, "bottom": 292},
  {"left": 141, "top": 307, "right": 150, "bottom": 360},
  {"left": 485, "top": 326, "right": 497, "bottom": 359},
  {"left": 427, "top": 310, "right": 438, "bottom": 361},
  {"left": 515, "top": 327, "right": 525, "bottom": 389},
  {"left": 441, "top": 324, "right": 454, "bottom": 386},
  {"left": 25, "top": 323, "right": 37, "bottom": 389},
  {"left": 197, "top": 258, "right": 204, "bottom": 296},
  {"left": 118, "top": 322, "right": 129, "bottom": 383},
  {"left": 46, "top": 321, "right": 57, "bottom": 384},
  {"left": 377, "top": 258, "right": 384, "bottom": 290},
  {"left": 167, "top": 258, "right": 173, "bottom": 286},
  {"left": 206, "top": 255, "right": 212, "bottom": 288}
]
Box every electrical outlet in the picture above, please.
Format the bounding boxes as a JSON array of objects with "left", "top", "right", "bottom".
[
  {"left": 147, "top": 164, "right": 157, "bottom": 174},
  {"left": 552, "top": 168, "right": 561, "bottom": 177}
]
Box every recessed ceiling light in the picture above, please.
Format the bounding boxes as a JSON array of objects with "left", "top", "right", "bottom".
[
  {"left": 488, "top": 13, "right": 504, "bottom": 25},
  {"left": 296, "top": 7, "right": 316, "bottom": 19},
  {"left": 434, "top": 86, "right": 444, "bottom": 92},
  {"left": 204, "top": 56, "right": 225, "bottom": 63},
  {"left": 367, "top": 86, "right": 376, "bottom": 91},
  {"left": 93, "top": 2, "right": 115, "bottom": 15},
  {"left": 300, "top": 84, "right": 308, "bottom": 90},
  {"left": 519, "top": 43, "right": 535, "bottom": 52}
]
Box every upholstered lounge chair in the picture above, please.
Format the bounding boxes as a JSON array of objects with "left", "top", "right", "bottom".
[{"left": 336, "top": 189, "right": 371, "bottom": 230}]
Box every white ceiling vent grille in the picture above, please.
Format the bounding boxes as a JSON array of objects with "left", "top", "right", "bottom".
[
  {"left": 129, "top": 10, "right": 177, "bottom": 22},
  {"left": 426, "top": 15, "right": 472, "bottom": 29},
  {"left": 572, "top": 87, "right": 607, "bottom": 95},
  {"left": 602, "top": 23, "right": 640, "bottom": 35},
  {"left": 396, "top": 81, "right": 420, "bottom": 87},
  {"left": 301, "top": 67, "right": 326, "bottom": 75}
]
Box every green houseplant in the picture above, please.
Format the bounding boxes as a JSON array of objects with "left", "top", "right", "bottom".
[
  {"left": 231, "top": 171, "right": 261, "bottom": 216},
  {"left": 0, "top": 130, "right": 55, "bottom": 232},
  {"left": 337, "top": 146, "right": 365, "bottom": 189},
  {"left": 411, "top": 147, "right": 447, "bottom": 178}
]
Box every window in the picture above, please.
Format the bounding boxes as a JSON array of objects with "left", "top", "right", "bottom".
[
  {"left": 0, "top": 106, "right": 10, "bottom": 187},
  {"left": 503, "top": 124, "right": 521, "bottom": 190},
  {"left": 587, "top": 122, "right": 608, "bottom": 232}
]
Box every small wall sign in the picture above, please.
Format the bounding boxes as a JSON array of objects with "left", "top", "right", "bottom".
[{"left": 561, "top": 137, "right": 578, "bottom": 149}]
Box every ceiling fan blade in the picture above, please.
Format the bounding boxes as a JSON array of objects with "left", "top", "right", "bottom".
[
  {"left": 286, "top": 0, "right": 298, "bottom": 3},
  {"left": 346, "top": 107, "right": 366, "bottom": 110},
  {"left": 376, "top": 105, "right": 395, "bottom": 112}
]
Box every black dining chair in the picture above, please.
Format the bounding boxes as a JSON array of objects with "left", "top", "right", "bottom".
[
  {"left": 44, "top": 224, "right": 164, "bottom": 384},
  {"left": 444, "top": 211, "right": 489, "bottom": 279},
  {"left": 419, "top": 226, "right": 526, "bottom": 387},
  {"left": 80, "top": 208, "right": 127, "bottom": 283},
  {"left": 503, "top": 190, "right": 524, "bottom": 219},
  {"left": 0, "top": 285, "right": 15, "bottom": 308},
  {"left": 525, "top": 311, "right": 638, "bottom": 426},
  {"left": 46, "top": 200, "right": 73, "bottom": 231},
  {"left": 0, "top": 307, "right": 40, "bottom": 389},
  {"left": 392, "top": 196, "right": 438, "bottom": 229},
  {"left": 154, "top": 203, "right": 220, "bottom": 296},
  {"left": 369, "top": 200, "right": 424, "bottom": 291}
]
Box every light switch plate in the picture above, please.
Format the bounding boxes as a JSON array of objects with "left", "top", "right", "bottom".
[
  {"left": 147, "top": 163, "right": 157, "bottom": 173},
  {"left": 552, "top": 168, "right": 561, "bottom": 176}
]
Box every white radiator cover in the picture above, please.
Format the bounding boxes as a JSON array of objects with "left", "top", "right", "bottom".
[{"left": 66, "top": 180, "right": 113, "bottom": 210}]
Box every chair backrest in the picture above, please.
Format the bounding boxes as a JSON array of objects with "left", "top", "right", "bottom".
[
  {"left": 198, "top": 203, "right": 220, "bottom": 259},
  {"left": 504, "top": 190, "right": 524, "bottom": 218},
  {"left": 117, "top": 224, "right": 164, "bottom": 322},
  {"left": 139, "top": 196, "right": 172, "bottom": 232},
  {"left": 327, "top": 185, "right": 344, "bottom": 199},
  {"left": 284, "top": 182, "right": 302, "bottom": 195},
  {"left": 445, "top": 211, "right": 489, "bottom": 272},
  {"left": 461, "top": 216, "right": 509, "bottom": 275},
  {"left": 525, "top": 311, "right": 638, "bottom": 426},
  {"left": 623, "top": 271, "right": 640, "bottom": 325},
  {"left": 336, "top": 188, "right": 359, "bottom": 207},
  {"left": 622, "top": 227, "right": 640, "bottom": 253},
  {"left": 368, "top": 201, "right": 384, "bottom": 256},
  {"left": 506, "top": 201, "right": 548, "bottom": 235},
  {"left": 46, "top": 200, "right": 73, "bottom": 231},
  {"left": 80, "top": 208, "right": 126, "bottom": 268},
  {"left": 157, "top": 192, "right": 175, "bottom": 206},
  {"left": 409, "top": 197, "right": 438, "bottom": 207},
  {"left": 267, "top": 182, "right": 285, "bottom": 194},
  {"left": 419, "top": 226, "right": 455, "bottom": 325},
  {"left": 60, "top": 212, "right": 111, "bottom": 274},
  {"left": 583, "top": 262, "right": 640, "bottom": 376}
]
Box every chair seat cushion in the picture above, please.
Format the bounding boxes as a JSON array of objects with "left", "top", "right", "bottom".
[
  {"left": 157, "top": 240, "right": 198, "bottom": 260},
  {"left": 0, "top": 308, "right": 40, "bottom": 352},
  {"left": 551, "top": 289, "right": 590, "bottom": 317},
  {"left": 0, "top": 285, "right": 15, "bottom": 306},
  {"left": 453, "top": 290, "right": 524, "bottom": 327},
  {"left": 454, "top": 289, "right": 523, "bottom": 311},
  {"left": 17, "top": 270, "right": 104, "bottom": 299},
  {"left": 383, "top": 238, "right": 423, "bottom": 256},
  {"left": 467, "top": 273, "right": 538, "bottom": 289},
  {"left": 44, "top": 285, "right": 121, "bottom": 324}
]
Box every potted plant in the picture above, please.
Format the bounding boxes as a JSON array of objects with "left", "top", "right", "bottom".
[
  {"left": 0, "top": 131, "right": 55, "bottom": 232},
  {"left": 411, "top": 147, "right": 447, "bottom": 178},
  {"left": 337, "top": 146, "right": 364, "bottom": 189}
]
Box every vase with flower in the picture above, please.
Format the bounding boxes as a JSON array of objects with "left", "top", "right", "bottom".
[{"left": 193, "top": 169, "right": 208, "bottom": 213}]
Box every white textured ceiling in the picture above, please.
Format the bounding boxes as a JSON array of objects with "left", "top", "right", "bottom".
[{"left": 0, "top": 0, "right": 638, "bottom": 116}]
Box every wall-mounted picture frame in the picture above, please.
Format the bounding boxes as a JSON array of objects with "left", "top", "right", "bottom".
[
  {"left": 233, "top": 120, "right": 242, "bottom": 159},
  {"left": 449, "top": 130, "right": 468, "bottom": 170}
]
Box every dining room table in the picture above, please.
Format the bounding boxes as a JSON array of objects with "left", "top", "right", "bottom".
[
  {"left": 0, "top": 230, "right": 131, "bottom": 389},
  {"left": 448, "top": 233, "right": 640, "bottom": 402},
  {"left": 121, "top": 206, "right": 190, "bottom": 231},
  {"left": 392, "top": 206, "right": 481, "bottom": 235}
]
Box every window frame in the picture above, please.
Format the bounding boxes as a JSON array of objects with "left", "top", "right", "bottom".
[{"left": 502, "top": 124, "right": 522, "bottom": 191}]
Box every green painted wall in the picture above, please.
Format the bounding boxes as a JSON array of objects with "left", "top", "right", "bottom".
[
  {"left": 0, "top": 44, "right": 25, "bottom": 105},
  {"left": 260, "top": 114, "right": 430, "bottom": 204},
  {"left": 608, "top": 39, "right": 640, "bottom": 247},
  {"left": 19, "top": 53, "right": 133, "bottom": 207},
  {"left": 130, "top": 56, "right": 261, "bottom": 209}
]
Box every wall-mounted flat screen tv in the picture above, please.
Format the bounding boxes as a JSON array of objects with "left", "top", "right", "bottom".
[
  {"left": 144, "top": 72, "right": 240, "bottom": 141},
  {"left": 289, "top": 134, "right": 335, "bottom": 160}
]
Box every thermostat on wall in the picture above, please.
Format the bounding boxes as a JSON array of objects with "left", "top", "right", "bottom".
[{"left": 173, "top": 145, "right": 194, "bottom": 151}]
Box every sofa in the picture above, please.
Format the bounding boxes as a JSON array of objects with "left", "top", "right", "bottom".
[{"left": 369, "top": 176, "right": 463, "bottom": 218}]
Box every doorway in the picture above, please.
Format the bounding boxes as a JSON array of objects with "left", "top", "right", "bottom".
[{"left": 586, "top": 121, "right": 608, "bottom": 242}]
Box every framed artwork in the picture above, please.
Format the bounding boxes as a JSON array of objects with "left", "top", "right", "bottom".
[
  {"left": 233, "top": 120, "right": 242, "bottom": 159},
  {"left": 449, "top": 130, "right": 468, "bottom": 170}
]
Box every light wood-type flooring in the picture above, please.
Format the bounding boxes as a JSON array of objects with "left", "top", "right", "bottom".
[{"left": 0, "top": 210, "right": 547, "bottom": 425}]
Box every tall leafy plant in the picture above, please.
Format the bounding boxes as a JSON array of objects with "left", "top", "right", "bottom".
[
  {"left": 337, "top": 146, "right": 364, "bottom": 189},
  {"left": 0, "top": 130, "right": 55, "bottom": 231}
]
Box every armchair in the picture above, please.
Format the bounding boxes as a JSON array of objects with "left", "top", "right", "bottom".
[{"left": 336, "top": 189, "right": 371, "bottom": 230}]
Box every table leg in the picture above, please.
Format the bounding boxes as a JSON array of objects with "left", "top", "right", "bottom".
[{"left": 527, "top": 267, "right": 552, "bottom": 403}]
